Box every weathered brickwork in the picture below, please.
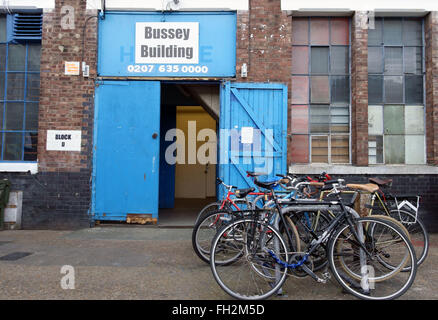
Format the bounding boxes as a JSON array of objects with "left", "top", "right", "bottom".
[
  {"left": 350, "top": 12, "right": 369, "bottom": 166},
  {"left": 236, "top": 0, "right": 292, "bottom": 163},
  {"left": 0, "top": 0, "right": 97, "bottom": 229},
  {"left": 38, "top": 0, "right": 97, "bottom": 172},
  {"left": 425, "top": 12, "right": 438, "bottom": 165}
]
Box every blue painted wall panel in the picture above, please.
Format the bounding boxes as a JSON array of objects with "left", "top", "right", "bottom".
[
  {"left": 98, "top": 12, "right": 236, "bottom": 77},
  {"left": 159, "top": 104, "right": 176, "bottom": 208}
]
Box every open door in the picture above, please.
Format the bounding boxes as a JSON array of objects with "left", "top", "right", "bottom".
[
  {"left": 218, "top": 82, "right": 288, "bottom": 197},
  {"left": 92, "top": 81, "right": 161, "bottom": 221}
]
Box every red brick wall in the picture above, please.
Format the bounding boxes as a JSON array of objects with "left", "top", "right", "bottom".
[
  {"left": 425, "top": 12, "right": 438, "bottom": 166},
  {"left": 38, "top": 0, "right": 98, "bottom": 172},
  {"left": 351, "top": 12, "right": 369, "bottom": 166},
  {"left": 236, "top": 0, "right": 292, "bottom": 163}
]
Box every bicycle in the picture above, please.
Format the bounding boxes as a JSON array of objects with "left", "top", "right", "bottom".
[
  {"left": 210, "top": 178, "right": 417, "bottom": 300},
  {"left": 192, "top": 174, "right": 301, "bottom": 264}
]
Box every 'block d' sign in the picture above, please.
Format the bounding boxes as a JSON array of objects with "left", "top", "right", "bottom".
[
  {"left": 135, "top": 22, "right": 199, "bottom": 64},
  {"left": 46, "top": 130, "right": 82, "bottom": 151}
]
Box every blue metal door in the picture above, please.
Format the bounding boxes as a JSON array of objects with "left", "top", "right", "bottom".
[
  {"left": 92, "top": 81, "right": 161, "bottom": 221},
  {"left": 218, "top": 82, "right": 288, "bottom": 196}
]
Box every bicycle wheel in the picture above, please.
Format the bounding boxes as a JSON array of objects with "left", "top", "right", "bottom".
[
  {"left": 388, "top": 209, "right": 429, "bottom": 267},
  {"left": 194, "top": 201, "right": 221, "bottom": 225},
  {"left": 328, "top": 217, "right": 417, "bottom": 300},
  {"left": 210, "top": 218, "right": 288, "bottom": 300},
  {"left": 192, "top": 199, "right": 250, "bottom": 264}
]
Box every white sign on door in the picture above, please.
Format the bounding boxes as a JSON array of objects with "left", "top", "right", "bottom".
[
  {"left": 135, "top": 22, "right": 199, "bottom": 64},
  {"left": 46, "top": 130, "right": 82, "bottom": 151}
]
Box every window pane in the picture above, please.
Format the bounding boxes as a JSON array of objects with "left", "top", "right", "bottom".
[
  {"left": 0, "top": 16, "right": 6, "bottom": 42},
  {"left": 26, "top": 73, "right": 40, "bottom": 101},
  {"left": 5, "top": 102, "right": 24, "bottom": 130},
  {"left": 291, "top": 134, "right": 309, "bottom": 163},
  {"left": 311, "top": 135, "right": 328, "bottom": 163},
  {"left": 310, "top": 76, "right": 330, "bottom": 103},
  {"left": 368, "top": 76, "right": 383, "bottom": 104},
  {"left": 403, "top": 19, "right": 422, "bottom": 46},
  {"left": 330, "top": 76, "right": 349, "bottom": 104},
  {"left": 0, "top": 72, "right": 4, "bottom": 100},
  {"left": 330, "top": 106, "right": 349, "bottom": 133},
  {"left": 405, "top": 105, "right": 424, "bottom": 134},
  {"left": 405, "top": 75, "right": 423, "bottom": 105},
  {"left": 404, "top": 47, "right": 422, "bottom": 74},
  {"left": 384, "top": 135, "right": 405, "bottom": 164},
  {"left": 368, "top": 47, "right": 383, "bottom": 74},
  {"left": 6, "top": 73, "right": 25, "bottom": 100},
  {"left": 27, "top": 44, "right": 41, "bottom": 72},
  {"left": 330, "top": 46, "right": 349, "bottom": 74},
  {"left": 331, "top": 18, "right": 349, "bottom": 45},
  {"left": 405, "top": 135, "right": 425, "bottom": 164},
  {"left": 310, "top": 105, "right": 329, "bottom": 133},
  {"left": 311, "top": 47, "right": 329, "bottom": 74},
  {"left": 383, "top": 19, "right": 402, "bottom": 45},
  {"left": 23, "top": 132, "right": 38, "bottom": 161},
  {"left": 291, "top": 105, "right": 308, "bottom": 134},
  {"left": 292, "top": 46, "right": 309, "bottom": 74},
  {"left": 384, "top": 47, "right": 403, "bottom": 74},
  {"left": 369, "top": 19, "right": 382, "bottom": 45},
  {"left": 384, "top": 76, "right": 403, "bottom": 103},
  {"left": 292, "top": 18, "right": 309, "bottom": 45},
  {"left": 25, "top": 102, "right": 39, "bottom": 131},
  {"left": 0, "top": 44, "right": 6, "bottom": 71},
  {"left": 3, "top": 132, "right": 23, "bottom": 161},
  {"left": 292, "top": 76, "right": 309, "bottom": 104},
  {"left": 310, "top": 18, "right": 329, "bottom": 45},
  {"left": 0, "top": 102, "right": 3, "bottom": 130},
  {"left": 368, "top": 105, "right": 383, "bottom": 135},
  {"left": 331, "top": 135, "right": 349, "bottom": 163},
  {"left": 384, "top": 105, "right": 404, "bottom": 134},
  {"left": 369, "top": 135, "right": 383, "bottom": 164},
  {"left": 7, "top": 44, "right": 26, "bottom": 71}
]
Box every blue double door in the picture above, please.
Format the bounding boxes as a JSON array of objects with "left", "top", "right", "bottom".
[{"left": 92, "top": 81, "right": 287, "bottom": 222}]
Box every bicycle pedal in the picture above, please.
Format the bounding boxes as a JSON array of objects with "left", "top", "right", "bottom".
[{"left": 322, "top": 272, "right": 331, "bottom": 280}]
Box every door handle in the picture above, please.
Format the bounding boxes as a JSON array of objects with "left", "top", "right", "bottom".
[{"left": 152, "top": 133, "right": 158, "bottom": 139}]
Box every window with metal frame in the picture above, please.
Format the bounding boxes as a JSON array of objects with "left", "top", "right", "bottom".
[
  {"left": 0, "top": 14, "right": 40, "bottom": 162},
  {"left": 367, "top": 17, "right": 425, "bottom": 165},
  {"left": 291, "top": 17, "right": 351, "bottom": 164}
]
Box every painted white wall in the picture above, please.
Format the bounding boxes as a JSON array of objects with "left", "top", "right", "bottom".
[
  {"left": 87, "top": 0, "right": 248, "bottom": 11},
  {"left": 175, "top": 106, "right": 216, "bottom": 199},
  {"left": 281, "top": 0, "right": 438, "bottom": 12},
  {"left": 0, "top": 0, "right": 55, "bottom": 10}
]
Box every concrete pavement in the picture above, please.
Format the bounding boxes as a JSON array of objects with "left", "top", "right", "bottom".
[{"left": 0, "top": 226, "right": 437, "bottom": 300}]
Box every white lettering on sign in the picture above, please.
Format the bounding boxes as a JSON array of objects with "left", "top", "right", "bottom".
[
  {"left": 135, "top": 22, "right": 199, "bottom": 64},
  {"left": 46, "top": 130, "right": 81, "bottom": 151}
]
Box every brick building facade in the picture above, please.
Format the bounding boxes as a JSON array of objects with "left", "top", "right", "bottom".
[{"left": 0, "top": 0, "right": 437, "bottom": 230}]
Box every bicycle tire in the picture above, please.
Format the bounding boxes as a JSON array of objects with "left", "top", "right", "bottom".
[
  {"left": 192, "top": 199, "right": 250, "bottom": 264},
  {"left": 210, "top": 218, "right": 289, "bottom": 300},
  {"left": 388, "top": 209, "right": 429, "bottom": 267},
  {"left": 328, "top": 217, "right": 417, "bottom": 300}
]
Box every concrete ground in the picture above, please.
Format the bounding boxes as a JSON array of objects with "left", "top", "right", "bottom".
[{"left": 0, "top": 226, "right": 437, "bottom": 300}]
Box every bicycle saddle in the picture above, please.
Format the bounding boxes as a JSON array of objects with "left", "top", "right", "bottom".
[
  {"left": 369, "top": 177, "right": 392, "bottom": 187},
  {"left": 246, "top": 171, "right": 268, "bottom": 177},
  {"left": 346, "top": 183, "right": 379, "bottom": 193},
  {"left": 254, "top": 180, "right": 278, "bottom": 190},
  {"left": 234, "top": 187, "right": 255, "bottom": 198}
]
